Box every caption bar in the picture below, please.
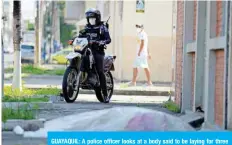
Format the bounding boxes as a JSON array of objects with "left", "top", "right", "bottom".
[{"left": 48, "top": 131, "right": 232, "bottom": 145}]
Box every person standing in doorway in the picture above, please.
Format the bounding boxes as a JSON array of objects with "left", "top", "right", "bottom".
[{"left": 128, "top": 24, "right": 152, "bottom": 86}]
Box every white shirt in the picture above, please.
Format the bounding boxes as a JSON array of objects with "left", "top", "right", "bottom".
[{"left": 136, "top": 30, "right": 148, "bottom": 58}]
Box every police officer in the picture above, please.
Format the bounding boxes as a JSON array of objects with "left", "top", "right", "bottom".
[{"left": 82, "top": 8, "right": 111, "bottom": 101}]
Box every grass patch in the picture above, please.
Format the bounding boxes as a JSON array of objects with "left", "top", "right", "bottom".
[
  {"left": 3, "top": 86, "right": 60, "bottom": 102},
  {"left": 33, "top": 88, "right": 60, "bottom": 96},
  {"left": 2, "top": 104, "right": 36, "bottom": 122},
  {"left": 4, "top": 64, "right": 65, "bottom": 76},
  {"left": 5, "top": 67, "right": 13, "bottom": 73},
  {"left": 3, "top": 96, "right": 49, "bottom": 102},
  {"left": 52, "top": 69, "right": 66, "bottom": 75},
  {"left": 163, "top": 100, "right": 181, "bottom": 113}
]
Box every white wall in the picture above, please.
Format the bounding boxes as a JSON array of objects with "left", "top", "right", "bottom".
[
  {"left": 122, "top": 1, "right": 173, "bottom": 37},
  {"left": 120, "top": 0, "right": 173, "bottom": 82}
]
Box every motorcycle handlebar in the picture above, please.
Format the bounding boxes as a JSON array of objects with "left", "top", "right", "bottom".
[{"left": 88, "top": 40, "right": 99, "bottom": 44}]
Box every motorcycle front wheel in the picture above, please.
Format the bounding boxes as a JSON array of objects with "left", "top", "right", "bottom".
[
  {"left": 62, "top": 67, "right": 80, "bottom": 103},
  {"left": 95, "top": 71, "right": 114, "bottom": 103}
]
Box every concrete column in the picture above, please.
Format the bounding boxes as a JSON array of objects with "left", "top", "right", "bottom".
[
  {"left": 181, "top": 1, "right": 194, "bottom": 112},
  {"left": 204, "top": 1, "right": 216, "bottom": 125},
  {"left": 223, "top": 1, "right": 231, "bottom": 129},
  {"left": 194, "top": 1, "right": 207, "bottom": 110},
  {"left": 118, "top": 1, "right": 123, "bottom": 81},
  {"left": 210, "top": 1, "right": 217, "bottom": 38},
  {"left": 228, "top": 1, "right": 232, "bottom": 130},
  {"left": 110, "top": 1, "right": 123, "bottom": 81},
  {"left": 171, "top": 1, "right": 177, "bottom": 83}
]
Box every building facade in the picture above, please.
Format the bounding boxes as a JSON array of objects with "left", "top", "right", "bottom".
[
  {"left": 175, "top": 1, "right": 232, "bottom": 129},
  {"left": 65, "top": 0, "right": 174, "bottom": 83}
]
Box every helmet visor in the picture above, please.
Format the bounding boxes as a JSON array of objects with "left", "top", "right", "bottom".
[{"left": 85, "top": 12, "right": 95, "bottom": 18}]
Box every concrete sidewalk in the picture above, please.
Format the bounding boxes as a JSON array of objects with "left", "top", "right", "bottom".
[
  {"left": 4, "top": 74, "right": 174, "bottom": 96},
  {"left": 4, "top": 83, "right": 173, "bottom": 96}
]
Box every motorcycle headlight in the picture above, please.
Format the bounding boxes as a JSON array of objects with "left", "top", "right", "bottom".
[{"left": 74, "top": 45, "right": 81, "bottom": 50}]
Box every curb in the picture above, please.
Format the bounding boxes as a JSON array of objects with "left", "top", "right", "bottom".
[
  {"left": 4, "top": 84, "right": 173, "bottom": 96},
  {"left": 2, "top": 102, "right": 54, "bottom": 110},
  {"left": 23, "top": 75, "right": 63, "bottom": 79},
  {"left": 79, "top": 89, "right": 173, "bottom": 96},
  {"left": 4, "top": 74, "right": 62, "bottom": 80},
  {"left": 2, "top": 119, "right": 45, "bottom": 131},
  {"left": 25, "top": 86, "right": 173, "bottom": 96}
]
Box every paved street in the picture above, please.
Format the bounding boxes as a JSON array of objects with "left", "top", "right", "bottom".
[
  {"left": 2, "top": 94, "right": 177, "bottom": 145},
  {"left": 4, "top": 74, "right": 173, "bottom": 95},
  {"left": 37, "top": 94, "right": 174, "bottom": 121},
  {"left": 2, "top": 132, "right": 47, "bottom": 145},
  {"left": 4, "top": 76, "right": 62, "bottom": 87}
]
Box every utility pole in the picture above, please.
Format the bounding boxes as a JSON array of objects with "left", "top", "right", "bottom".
[
  {"left": 51, "top": 1, "right": 55, "bottom": 63},
  {"left": 48, "top": 1, "right": 54, "bottom": 63},
  {"left": 35, "top": 0, "right": 40, "bottom": 66},
  {"left": 12, "top": 1, "right": 22, "bottom": 91},
  {"left": 39, "top": 1, "right": 44, "bottom": 64},
  {"left": 1, "top": 1, "right": 5, "bottom": 98}
]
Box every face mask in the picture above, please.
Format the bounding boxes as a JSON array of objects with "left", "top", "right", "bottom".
[
  {"left": 136, "top": 28, "right": 141, "bottom": 33},
  {"left": 89, "top": 18, "right": 96, "bottom": 25}
]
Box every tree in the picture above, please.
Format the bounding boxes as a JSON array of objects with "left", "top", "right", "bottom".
[
  {"left": 25, "top": 20, "right": 35, "bottom": 31},
  {"left": 27, "top": 23, "right": 35, "bottom": 31},
  {"left": 58, "top": 1, "right": 76, "bottom": 47},
  {"left": 12, "top": 1, "right": 22, "bottom": 91},
  {"left": 34, "top": 0, "right": 40, "bottom": 66}
]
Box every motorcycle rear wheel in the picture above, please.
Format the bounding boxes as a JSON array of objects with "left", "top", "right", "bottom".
[
  {"left": 62, "top": 67, "right": 80, "bottom": 103},
  {"left": 95, "top": 71, "right": 114, "bottom": 103}
]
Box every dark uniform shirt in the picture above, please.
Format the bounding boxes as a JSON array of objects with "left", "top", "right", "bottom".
[{"left": 84, "top": 24, "right": 111, "bottom": 53}]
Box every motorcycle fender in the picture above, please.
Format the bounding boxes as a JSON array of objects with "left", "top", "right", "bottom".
[{"left": 66, "top": 52, "right": 81, "bottom": 60}]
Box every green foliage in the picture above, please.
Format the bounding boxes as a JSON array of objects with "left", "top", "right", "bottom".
[
  {"left": 3, "top": 85, "right": 60, "bottom": 102},
  {"left": 163, "top": 101, "right": 181, "bottom": 113},
  {"left": 5, "top": 68, "right": 13, "bottom": 73},
  {"left": 58, "top": 1, "right": 65, "bottom": 10},
  {"left": 22, "top": 65, "right": 47, "bottom": 75},
  {"left": 27, "top": 23, "right": 35, "bottom": 31},
  {"left": 5, "top": 64, "right": 65, "bottom": 76},
  {"left": 25, "top": 20, "right": 35, "bottom": 31},
  {"left": 58, "top": 1, "right": 77, "bottom": 47},
  {"left": 60, "top": 18, "right": 76, "bottom": 47},
  {"left": 2, "top": 104, "right": 35, "bottom": 122},
  {"left": 33, "top": 88, "right": 60, "bottom": 96}
]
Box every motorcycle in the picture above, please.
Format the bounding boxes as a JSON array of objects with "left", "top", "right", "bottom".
[{"left": 61, "top": 34, "right": 116, "bottom": 103}]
